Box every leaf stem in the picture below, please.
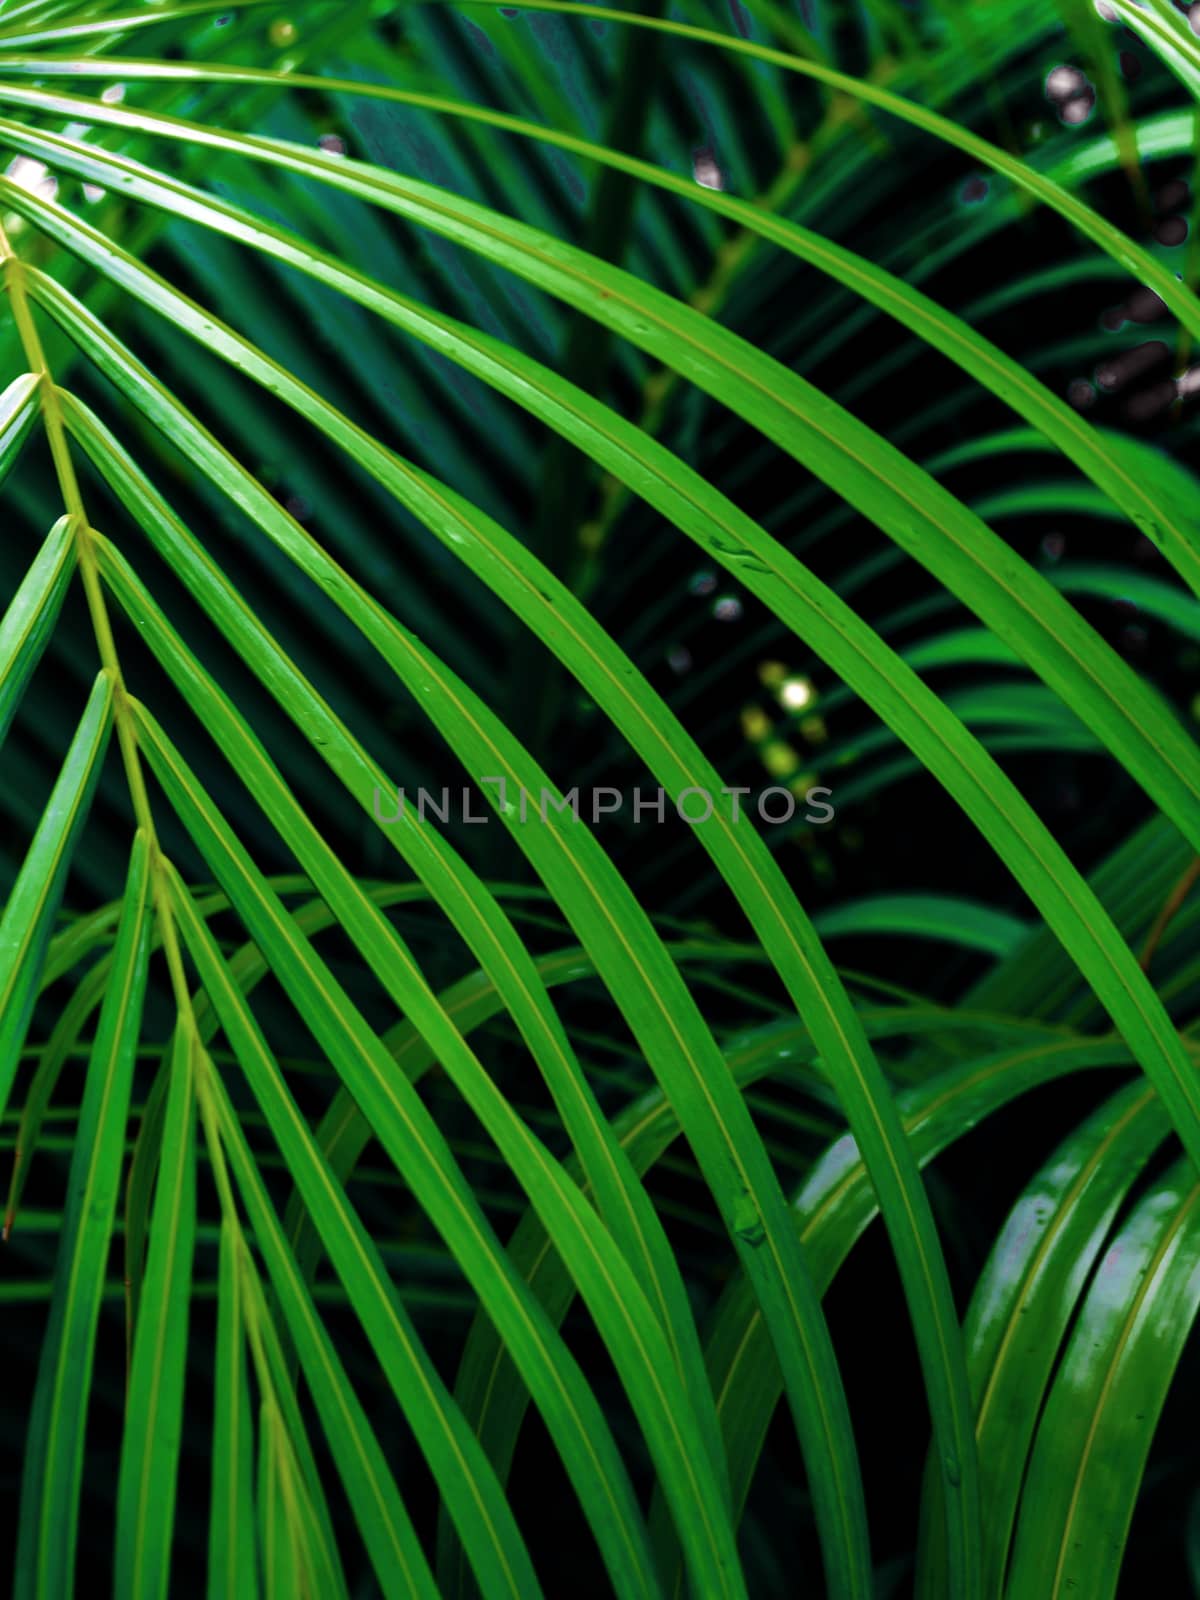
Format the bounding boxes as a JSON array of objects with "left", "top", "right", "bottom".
[{"left": 0, "top": 217, "right": 197, "bottom": 1016}]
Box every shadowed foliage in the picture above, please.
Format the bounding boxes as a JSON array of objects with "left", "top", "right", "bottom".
[{"left": 2, "top": 0, "right": 1200, "bottom": 1595}]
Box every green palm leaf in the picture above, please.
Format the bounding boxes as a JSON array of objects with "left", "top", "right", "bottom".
[{"left": 4, "top": 1, "right": 1200, "bottom": 1594}]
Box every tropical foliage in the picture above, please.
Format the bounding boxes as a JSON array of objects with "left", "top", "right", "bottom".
[{"left": 2, "top": 0, "right": 1200, "bottom": 1594}]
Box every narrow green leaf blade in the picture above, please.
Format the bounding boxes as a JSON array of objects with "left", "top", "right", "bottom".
[
  {"left": 115, "top": 1020, "right": 197, "bottom": 1600},
  {"left": 15, "top": 830, "right": 153, "bottom": 1600},
  {"left": 208, "top": 1219, "right": 257, "bottom": 1600},
  {"left": 0, "top": 668, "right": 113, "bottom": 1122}
]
